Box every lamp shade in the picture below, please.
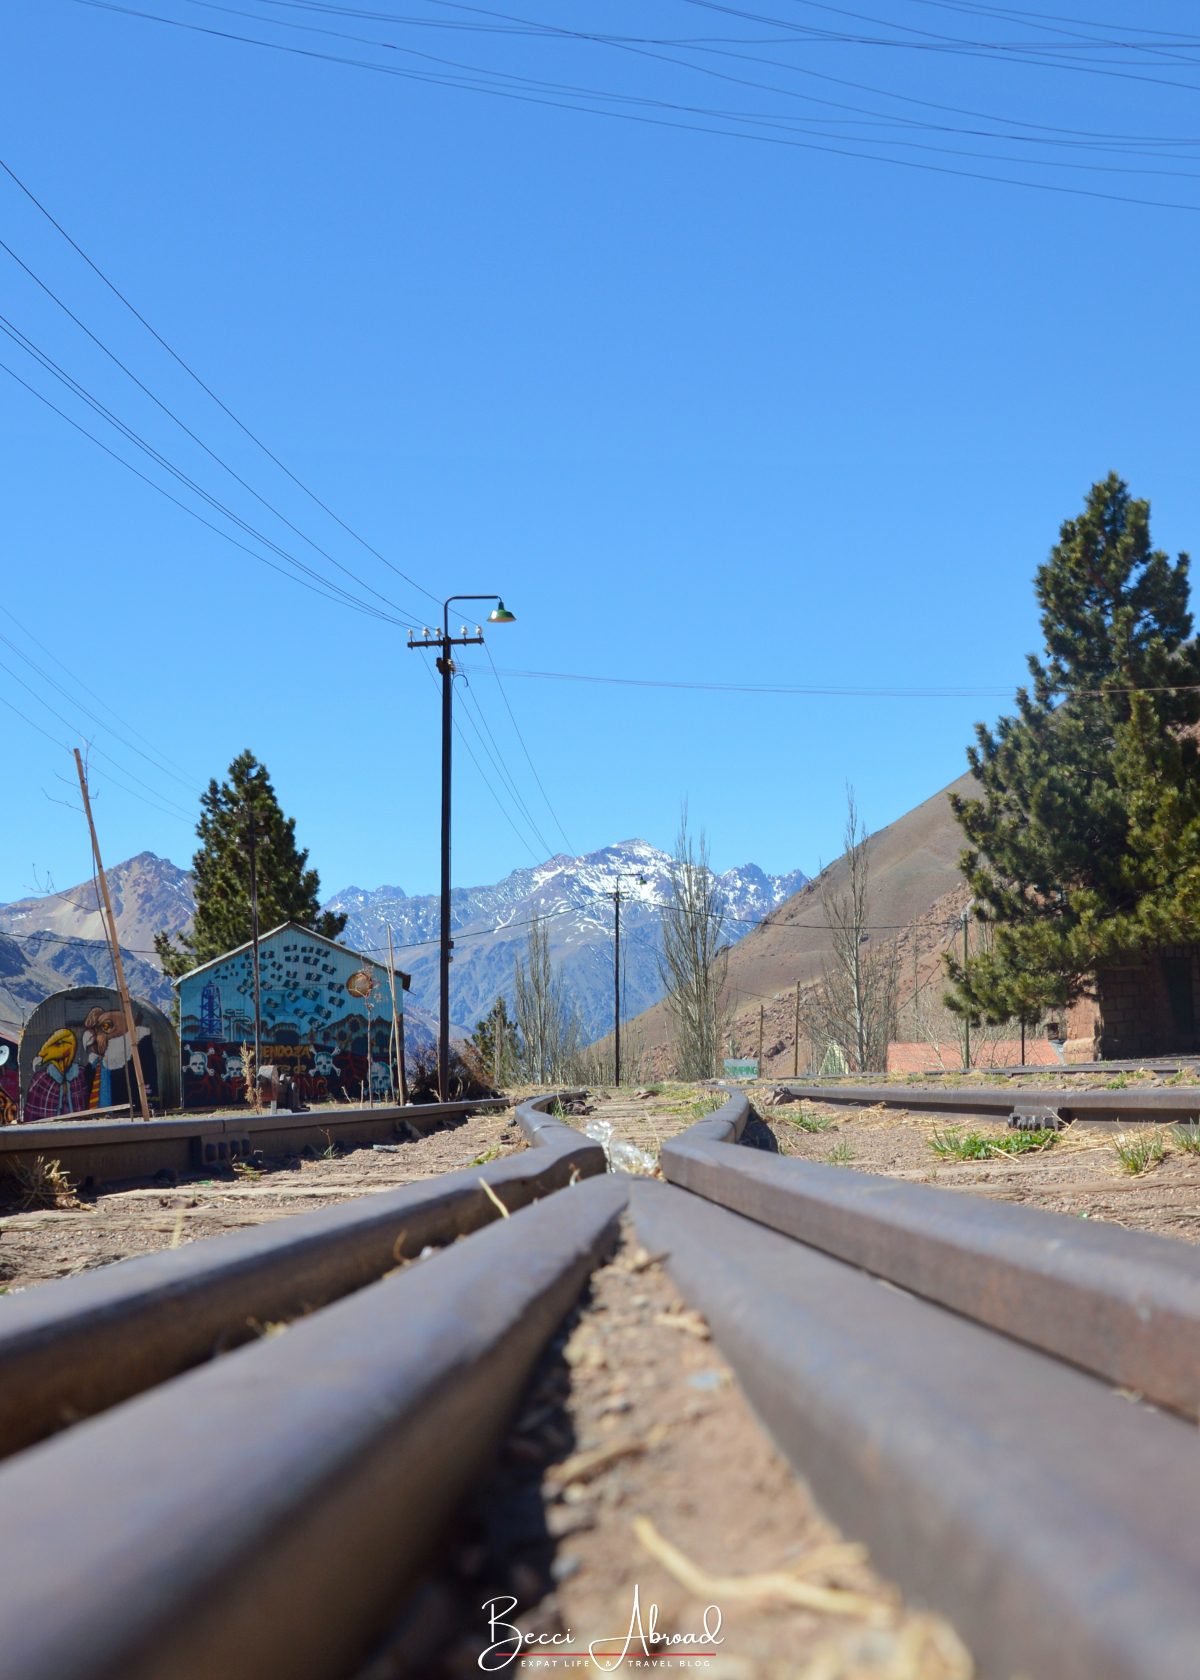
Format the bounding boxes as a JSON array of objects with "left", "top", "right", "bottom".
[{"left": 488, "top": 600, "right": 516, "bottom": 623}]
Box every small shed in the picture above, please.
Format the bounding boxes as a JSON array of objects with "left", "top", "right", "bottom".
[
  {"left": 176, "top": 923, "right": 407, "bottom": 1109},
  {"left": 19, "top": 987, "right": 179, "bottom": 1120},
  {"left": 0, "top": 1032, "right": 18, "bottom": 1124}
]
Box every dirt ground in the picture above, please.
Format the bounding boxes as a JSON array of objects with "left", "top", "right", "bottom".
[
  {"left": 0, "top": 1105, "right": 525, "bottom": 1292},
  {"left": 573, "top": 1082, "right": 1200, "bottom": 1245},
  {"left": 755, "top": 1095, "right": 1200, "bottom": 1243},
  {"left": 372, "top": 1217, "right": 972, "bottom": 1680},
  {"left": 4, "top": 1081, "right": 1192, "bottom": 1678}
]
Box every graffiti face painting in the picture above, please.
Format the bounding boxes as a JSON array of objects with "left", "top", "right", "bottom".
[
  {"left": 24, "top": 1028, "right": 88, "bottom": 1122},
  {"left": 16, "top": 988, "right": 179, "bottom": 1121}
]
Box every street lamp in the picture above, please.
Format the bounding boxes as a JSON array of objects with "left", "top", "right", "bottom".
[{"left": 408, "top": 595, "right": 516, "bottom": 1100}]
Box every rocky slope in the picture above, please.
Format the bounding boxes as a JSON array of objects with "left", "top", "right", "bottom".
[
  {"left": 0, "top": 842, "right": 805, "bottom": 1049},
  {"left": 609, "top": 773, "right": 979, "bottom": 1076},
  {"left": 325, "top": 841, "right": 807, "bottom": 1042}
]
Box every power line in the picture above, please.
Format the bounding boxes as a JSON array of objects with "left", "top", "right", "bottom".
[
  {"left": 415, "top": 659, "right": 547, "bottom": 866},
  {"left": 254, "top": 0, "right": 1200, "bottom": 147},
  {"left": 482, "top": 640, "right": 575, "bottom": 855},
  {"left": 0, "top": 235, "right": 424, "bottom": 627},
  {"left": 0, "top": 156, "right": 442, "bottom": 608},
  {"left": 0, "top": 357, "right": 412, "bottom": 628},
  {"left": 454, "top": 677, "right": 560, "bottom": 859},
  {"left": 0, "top": 625, "right": 198, "bottom": 793},
  {"left": 3, "top": 604, "right": 202, "bottom": 787},
  {"left": 464, "top": 662, "right": 1200, "bottom": 700},
  {"left": 0, "top": 652, "right": 194, "bottom": 821},
  {"left": 0, "top": 311, "right": 415, "bottom": 629},
  {"left": 0, "top": 684, "right": 192, "bottom": 824},
  {"left": 67, "top": 0, "right": 1200, "bottom": 213}
]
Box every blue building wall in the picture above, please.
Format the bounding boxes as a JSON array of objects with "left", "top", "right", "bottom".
[{"left": 178, "top": 924, "right": 400, "bottom": 1109}]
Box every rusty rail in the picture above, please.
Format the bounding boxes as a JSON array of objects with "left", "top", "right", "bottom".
[
  {"left": 0, "top": 1096, "right": 509, "bottom": 1187},
  {"left": 632, "top": 1176, "right": 1200, "bottom": 1680},
  {"left": 0, "top": 1171, "right": 628, "bottom": 1680},
  {"left": 782, "top": 1078, "right": 1200, "bottom": 1125},
  {"left": 0, "top": 1095, "right": 598, "bottom": 1459}
]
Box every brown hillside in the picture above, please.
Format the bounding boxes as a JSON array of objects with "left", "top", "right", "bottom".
[{"left": 618, "top": 771, "right": 978, "bottom": 1075}]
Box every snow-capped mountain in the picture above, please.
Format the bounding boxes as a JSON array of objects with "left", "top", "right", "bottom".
[{"left": 325, "top": 841, "right": 807, "bottom": 1043}]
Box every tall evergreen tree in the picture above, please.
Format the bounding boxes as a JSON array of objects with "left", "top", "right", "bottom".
[
  {"left": 947, "top": 475, "right": 1200, "bottom": 1022},
  {"left": 155, "top": 751, "right": 346, "bottom": 978}
]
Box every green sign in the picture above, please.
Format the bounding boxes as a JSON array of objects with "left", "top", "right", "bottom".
[{"left": 723, "top": 1058, "right": 759, "bottom": 1080}]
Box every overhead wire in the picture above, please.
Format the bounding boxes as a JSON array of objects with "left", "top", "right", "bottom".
[
  {"left": 0, "top": 156, "right": 442, "bottom": 609},
  {"left": 412, "top": 658, "right": 546, "bottom": 866},
  {"left": 0, "top": 626, "right": 199, "bottom": 794},
  {"left": 2, "top": 602, "right": 203, "bottom": 785},
  {"left": 66, "top": 0, "right": 1200, "bottom": 212},
  {"left": 453, "top": 677, "right": 560, "bottom": 859},
  {"left": 0, "top": 235, "right": 423, "bottom": 627},
  {"left": 0, "top": 355, "right": 411, "bottom": 629},
  {"left": 0, "top": 297, "right": 420, "bottom": 630},
  {"left": 0, "top": 651, "right": 194, "bottom": 821}
]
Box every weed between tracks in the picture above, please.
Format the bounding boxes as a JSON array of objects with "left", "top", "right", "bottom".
[
  {"left": 1113, "top": 1132, "right": 1168, "bottom": 1175},
  {"left": 1171, "top": 1121, "right": 1200, "bottom": 1154},
  {"left": 930, "top": 1127, "right": 1060, "bottom": 1161},
  {"left": 786, "top": 1111, "right": 837, "bottom": 1134},
  {"left": 826, "top": 1140, "right": 856, "bottom": 1165}
]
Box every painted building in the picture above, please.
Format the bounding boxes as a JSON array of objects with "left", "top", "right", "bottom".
[
  {"left": 0, "top": 1033, "right": 18, "bottom": 1124},
  {"left": 18, "top": 987, "right": 179, "bottom": 1120},
  {"left": 177, "top": 922, "right": 405, "bottom": 1109}
]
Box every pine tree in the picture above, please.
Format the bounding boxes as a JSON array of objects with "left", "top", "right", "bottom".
[
  {"left": 469, "top": 997, "right": 521, "bottom": 1084},
  {"left": 155, "top": 751, "right": 346, "bottom": 978},
  {"left": 947, "top": 475, "right": 1200, "bottom": 1022}
]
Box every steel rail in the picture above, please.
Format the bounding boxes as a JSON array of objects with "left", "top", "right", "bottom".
[
  {"left": 0, "top": 1097, "right": 509, "bottom": 1188},
  {"left": 631, "top": 1179, "right": 1200, "bottom": 1680},
  {"left": 0, "top": 1095, "right": 599, "bottom": 1461},
  {"left": 795, "top": 1057, "right": 1200, "bottom": 1080},
  {"left": 782, "top": 1078, "right": 1200, "bottom": 1124},
  {"left": 664, "top": 1089, "right": 1200, "bottom": 1418},
  {"left": 0, "top": 1172, "right": 629, "bottom": 1680}
]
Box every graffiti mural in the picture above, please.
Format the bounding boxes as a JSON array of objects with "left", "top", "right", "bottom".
[
  {"left": 177, "top": 922, "right": 403, "bottom": 1110},
  {"left": 18, "top": 989, "right": 180, "bottom": 1120},
  {"left": 0, "top": 1035, "right": 19, "bottom": 1125}
]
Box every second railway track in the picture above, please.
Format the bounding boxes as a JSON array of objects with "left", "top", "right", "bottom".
[{"left": 0, "top": 1086, "right": 1197, "bottom": 1679}]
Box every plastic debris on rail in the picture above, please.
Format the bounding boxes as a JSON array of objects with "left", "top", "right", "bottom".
[{"left": 583, "top": 1116, "right": 657, "bottom": 1176}]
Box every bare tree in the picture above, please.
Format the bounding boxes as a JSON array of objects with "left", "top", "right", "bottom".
[
  {"left": 803, "top": 791, "right": 899, "bottom": 1073},
  {"left": 659, "top": 809, "right": 729, "bottom": 1079},
  {"left": 513, "top": 912, "right": 581, "bottom": 1084}
]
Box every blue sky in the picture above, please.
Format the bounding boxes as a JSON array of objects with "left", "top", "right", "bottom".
[{"left": 3, "top": 0, "right": 1200, "bottom": 911}]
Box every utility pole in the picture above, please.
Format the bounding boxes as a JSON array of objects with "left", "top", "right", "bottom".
[
  {"left": 961, "top": 906, "right": 971, "bottom": 1072},
  {"left": 386, "top": 924, "right": 402, "bottom": 1104},
  {"left": 757, "top": 1004, "right": 764, "bottom": 1077},
  {"left": 793, "top": 980, "right": 801, "bottom": 1078},
  {"left": 613, "top": 883, "right": 622, "bottom": 1088},
  {"left": 408, "top": 597, "right": 515, "bottom": 1101},
  {"left": 245, "top": 810, "right": 263, "bottom": 1075},
  {"left": 609, "top": 872, "right": 647, "bottom": 1088},
  {"left": 74, "top": 750, "right": 151, "bottom": 1122}
]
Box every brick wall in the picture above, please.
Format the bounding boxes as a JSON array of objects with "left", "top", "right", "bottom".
[{"left": 1095, "top": 945, "right": 1200, "bottom": 1058}]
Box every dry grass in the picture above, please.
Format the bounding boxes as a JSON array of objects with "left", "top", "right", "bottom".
[{"left": 14, "top": 1156, "right": 80, "bottom": 1211}]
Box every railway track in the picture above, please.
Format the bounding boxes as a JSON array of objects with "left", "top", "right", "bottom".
[
  {"left": 782, "top": 1077, "right": 1200, "bottom": 1126},
  {"left": 0, "top": 1087, "right": 1197, "bottom": 1678},
  {"left": 0, "top": 1096, "right": 508, "bottom": 1189}
]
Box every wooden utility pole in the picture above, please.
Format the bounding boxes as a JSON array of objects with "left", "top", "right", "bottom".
[
  {"left": 757, "top": 1004, "right": 764, "bottom": 1077},
  {"left": 386, "top": 925, "right": 402, "bottom": 1105},
  {"left": 74, "top": 750, "right": 151, "bottom": 1122},
  {"left": 245, "top": 811, "right": 263, "bottom": 1074},
  {"left": 793, "top": 980, "right": 801, "bottom": 1078}
]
